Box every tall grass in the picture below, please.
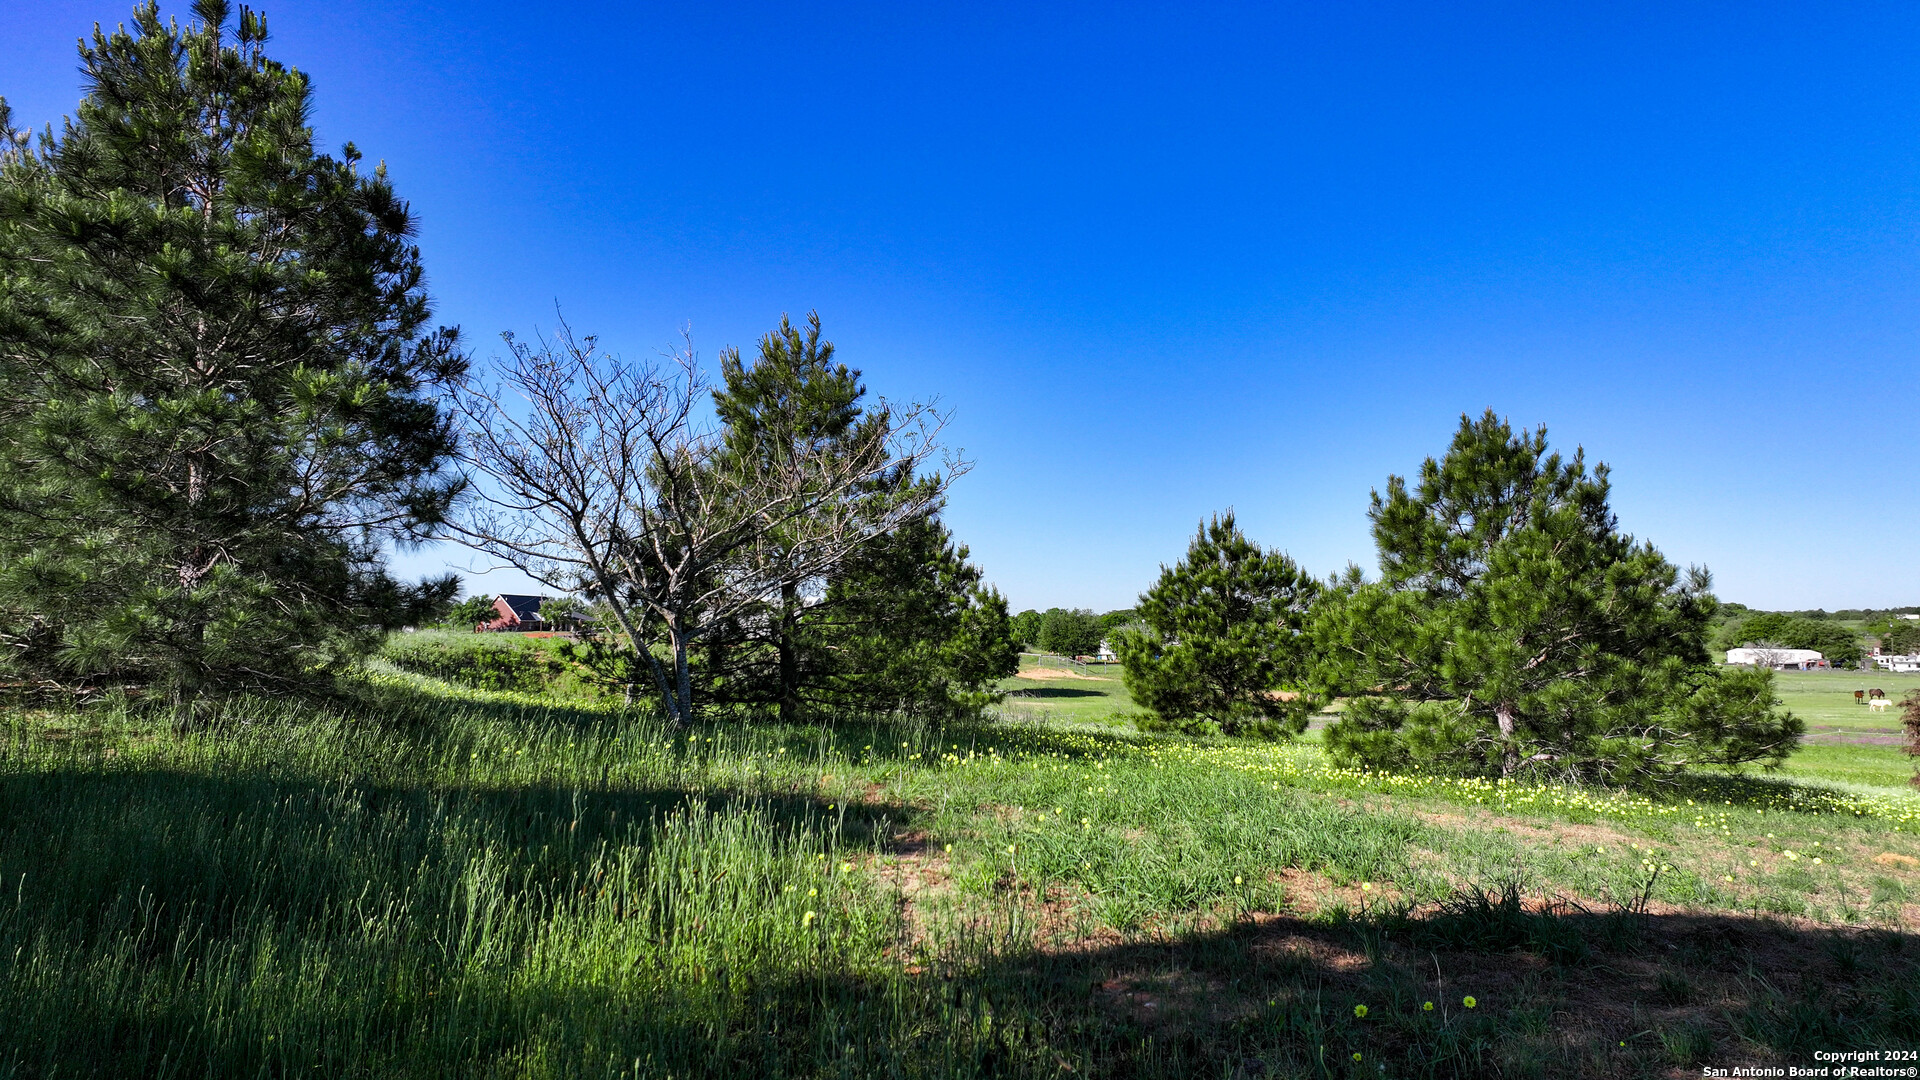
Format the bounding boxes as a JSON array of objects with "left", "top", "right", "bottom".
[
  {"left": 1, "top": 670, "right": 1914, "bottom": 1077},
  {"left": 0, "top": 688, "right": 1013, "bottom": 1078}
]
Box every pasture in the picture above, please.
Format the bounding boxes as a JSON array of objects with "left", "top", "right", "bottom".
[
  {"left": 998, "top": 653, "right": 1135, "bottom": 725},
  {"left": 1765, "top": 670, "right": 1920, "bottom": 791},
  {"left": 0, "top": 663, "right": 1915, "bottom": 1078}
]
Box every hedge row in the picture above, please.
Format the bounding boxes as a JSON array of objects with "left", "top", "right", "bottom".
[{"left": 380, "top": 632, "right": 576, "bottom": 694}]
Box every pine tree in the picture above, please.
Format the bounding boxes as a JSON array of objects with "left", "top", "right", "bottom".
[
  {"left": 1115, "top": 513, "right": 1321, "bottom": 738},
  {"left": 806, "top": 513, "right": 1019, "bottom": 718},
  {"left": 707, "top": 312, "right": 868, "bottom": 722},
  {"left": 698, "top": 314, "right": 1016, "bottom": 718},
  {"left": 1315, "top": 411, "right": 1802, "bottom": 784},
  {"left": 0, "top": 2, "right": 463, "bottom": 715}
]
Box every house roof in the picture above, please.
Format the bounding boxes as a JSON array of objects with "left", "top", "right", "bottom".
[{"left": 496, "top": 594, "right": 548, "bottom": 620}]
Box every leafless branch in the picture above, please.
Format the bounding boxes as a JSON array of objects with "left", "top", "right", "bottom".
[{"left": 445, "top": 317, "right": 965, "bottom": 725}]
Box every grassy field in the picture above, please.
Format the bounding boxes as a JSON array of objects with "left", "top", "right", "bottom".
[
  {"left": 0, "top": 664, "right": 1916, "bottom": 1077},
  {"left": 1764, "top": 670, "right": 1919, "bottom": 791},
  {"left": 997, "top": 653, "right": 1135, "bottom": 725},
  {"left": 1772, "top": 669, "right": 1920, "bottom": 731}
]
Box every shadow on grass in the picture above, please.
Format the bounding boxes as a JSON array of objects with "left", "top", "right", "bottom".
[
  {"left": 954, "top": 892, "right": 1920, "bottom": 1079},
  {"left": 1, "top": 752, "right": 1915, "bottom": 1078},
  {"left": 1004, "top": 687, "right": 1106, "bottom": 700},
  {"left": 353, "top": 674, "right": 1136, "bottom": 767},
  {"left": 1658, "top": 768, "right": 1918, "bottom": 816},
  {"left": 0, "top": 765, "right": 922, "bottom": 961}
]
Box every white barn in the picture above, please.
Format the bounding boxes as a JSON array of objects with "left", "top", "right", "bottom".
[
  {"left": 1725, "top": 647, "right": 1828, "bottom": 670},
  {"left": 1875, "top": 653, "right": 1920, "bottom": 673}
]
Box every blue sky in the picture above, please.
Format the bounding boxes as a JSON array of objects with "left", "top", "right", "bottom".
[{"left": 8, "top": 1, "right": 1919, "bottom": 612}]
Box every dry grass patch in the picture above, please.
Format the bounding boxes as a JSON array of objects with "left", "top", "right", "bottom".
[{"left": 1015, "top": 668, "right": 1112, "bottom": 681}]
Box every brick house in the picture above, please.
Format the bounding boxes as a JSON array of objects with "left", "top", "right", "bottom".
[{"left": 477, "top": 594, "right": 560, "bottom": 633}]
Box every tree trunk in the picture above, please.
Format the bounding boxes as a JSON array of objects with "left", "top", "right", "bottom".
[
  {"left": 1495, "top": 701, "right": 1519, "bottom": 776},
  {"left": 671, "top": 626, "right": 693, "bottom": 730},
  {"left": 777, "top": 580, "right": 799, "bottom": 725},
  {"left": 173, "top": 455, "right": 210, "bottom": 731}
]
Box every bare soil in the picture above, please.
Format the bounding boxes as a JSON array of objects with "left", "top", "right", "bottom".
[{"left": 1015, "top": 668, "right": 1113, "bottom": 682}]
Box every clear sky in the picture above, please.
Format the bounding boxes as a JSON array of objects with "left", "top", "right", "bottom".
[{"left": 7, "top": 1, "right": 1919, "bottom": 612}]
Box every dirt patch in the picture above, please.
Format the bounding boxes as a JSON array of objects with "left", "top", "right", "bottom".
[
  {"left": 1413, "top": 807, "right": 1641, "bottom": 849},
  {"left": 1264, "top": 866, "right": 1403, "bottom": 917},
  {"left": 1015, "top": 668, "right": 1112, "bottom": 682},
  {"left": 874, "top": 831, "right": 951, "bottom": 951},
  {"left": 1875, "top": 852, "right": 1920, "bottom": 870}
]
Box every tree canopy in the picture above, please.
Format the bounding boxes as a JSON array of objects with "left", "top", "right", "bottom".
[
  {"left": 1035, "top": 608, "right": 1103, "bottom": 659},
  {"left": 1882, "top": 621, "right": 1920, "bottom": 656},
  {"left": 1009, "top": 609, "right": 1043, "bottom": 651},
  {"left": 694, "top": 316, "right": 1016, "bottom": 719},
  {"left": 450, "top": 311, "right": 963, "bottom": 726}
]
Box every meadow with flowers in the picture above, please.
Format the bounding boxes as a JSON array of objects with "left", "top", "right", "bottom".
[{"left": 0, "top": 661, "right": 1916, "bottom": 1077}]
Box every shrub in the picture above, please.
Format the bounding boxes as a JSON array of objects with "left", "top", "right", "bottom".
[{"left": 380, "top": 632, "right": 574, "bottom": 695}]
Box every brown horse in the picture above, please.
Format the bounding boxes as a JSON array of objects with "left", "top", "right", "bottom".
[{"left": 1870, "top": 688, "right": 1887, "bottom": 700}]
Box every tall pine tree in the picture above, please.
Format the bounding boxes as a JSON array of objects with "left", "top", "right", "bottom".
[
  {"left": 0, "top": 2, "right": 464, "bottom": 715},
  {"left": 1315, "top": 411, "right": 1801, "bottom": 784},
  {"left": 698, "top": 313, "right": 1015, "bottom": 719},
  {"left": 706, "top": 312, "right": 867, "bottom": 723}
]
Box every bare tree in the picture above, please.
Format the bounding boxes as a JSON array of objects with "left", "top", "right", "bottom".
[
  {"left": 1744, "top": 642, "right": 1791, "bottom": 670},
  {"left": 446, "top": 319, "right": 961, "bottom": 727}
]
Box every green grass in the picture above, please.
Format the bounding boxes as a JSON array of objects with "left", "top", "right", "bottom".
[
  {"left": 381, "top": 629, "right": 603, "bottom": 698},
  {"left": 1769, "top": 741, "right": 1920, "bottom": 790},
  {"left": 1, "top": 665, "right": 1917, "bottom": 1077},
  {"left": 1755, "top": 669, "right": 1919, "bottom": 792},
  {"left": 1772, "top": 668, "right": 1920, "bottom": 732},
  {"left": 995, "top": 653, "right": 1136, "bottom": 725}
]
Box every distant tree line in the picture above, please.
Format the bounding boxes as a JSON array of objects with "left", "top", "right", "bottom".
[
  {"left": 1007, "top": 607, "right": 1133, "bottom": 659},
  {"left": 1713, "top": 613, "right": 1864, "bottom": 668}
]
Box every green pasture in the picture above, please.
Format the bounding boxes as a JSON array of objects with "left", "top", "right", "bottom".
[
  {"left": 996, "top": 653, "right": 1136, "bottom": 725},
  {"left": 1771, "top": 669, "right": 1920, "bottom": 730},
  {"left": 1760, "top": 670, "right": 1918, "bottom": 791},
  {"left": 0, "top": 664, "right": 1915, "bottom": 1077}
]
